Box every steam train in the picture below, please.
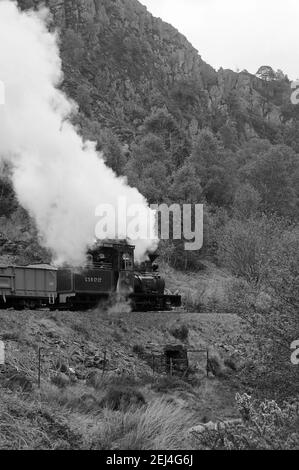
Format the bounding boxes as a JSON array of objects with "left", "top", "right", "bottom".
[{"left": 0, "top": 241, "right": 181, "bottom": 311}]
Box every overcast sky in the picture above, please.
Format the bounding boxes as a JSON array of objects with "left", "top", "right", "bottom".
[{"left": 140, "top": 0, "right": 299, "bottom": 80}]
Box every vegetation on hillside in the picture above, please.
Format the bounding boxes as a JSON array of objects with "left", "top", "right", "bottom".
[
  {"left": 0, "top": 1, "right": 296, "bottom": 265},
  {"left": 0, "top": 0, "right": 299, "bottom": 449}
]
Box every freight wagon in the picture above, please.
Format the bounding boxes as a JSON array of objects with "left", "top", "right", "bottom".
[{"left": 0, "top": 264, "right": 57, "bottom": 309}]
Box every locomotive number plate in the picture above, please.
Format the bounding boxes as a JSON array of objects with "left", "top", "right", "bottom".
[{"left": 84, "top": 277, "right": 102, "bottom": 283}]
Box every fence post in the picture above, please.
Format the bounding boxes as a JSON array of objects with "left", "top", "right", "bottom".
[
  {"left": 38, "top": 347, "right": 43, "bottom": 388},
  {"left": 102, "top": 349, "right": 107, "bottom": 377},
  {"left": 170, "top": 358, "right": 173, "bottom": 377},
  {"left": 0, "top": 341, "right": 5, "bottom": 367},
  {"left": 206, "top": 349, "right": 209, "bottom": 378}
]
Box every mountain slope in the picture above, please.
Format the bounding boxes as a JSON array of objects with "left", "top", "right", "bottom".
[
  {"left": 17, "top": 0, "right": 291, "bottom": 143},
  {"left": 1, "top": 0, "right": 297, "bottom": 267}
]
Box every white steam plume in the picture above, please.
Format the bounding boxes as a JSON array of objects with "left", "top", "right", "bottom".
[{"left": 0, "top": 1, "right": 158, "bottom": 265}]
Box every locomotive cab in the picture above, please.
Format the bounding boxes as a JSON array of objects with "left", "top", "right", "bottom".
[
  {"left": 88, "top": 242, "right": 134, "bottom": 272},
  {"left": 88, "top": 242, "right": 135, "bottom": 297}
]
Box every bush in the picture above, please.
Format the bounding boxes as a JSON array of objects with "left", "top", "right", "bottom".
[
  {"left": 194, "top": 394, "right": 299, "bottom": 450},
  {"left": 100, "top": 386, "right": 146, "bottom": 411},
  {"left": 217, "top": 215, "right": 284, "bottom": 285},
  {"left": 71, "top": 321, "right": 90, "bottom": 338},
  {"left": 40, "top": 384, "right": 101, "bottom": 414},
  {"left": 51, "top": 373, "right": 70, "bottom": 389},
  {"left": 132, "top": 344, "right": 145, "bottom": 356},
  {"left": 170, "top": 324, "right": 189, "bottom": 342},
  {"left": 183, "top": 291, "right": 204, "bottom": 312},
  {"left": 152, "top": 376, "right": 193, "bottom": 393},
  {"left": 225, "top": 223, "right": 299, "bottom": 395},
  {"left": 207, "top": 355, "right": 226, "bottom": 378},
  {"left": 224, "top": 358, "right": 238, "bottom": 372},
  {"left": 4, "top": 372, "right": 33, "bottom": 393}
]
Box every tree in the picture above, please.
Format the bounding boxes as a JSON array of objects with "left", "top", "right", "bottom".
[
  {"left": 190, "top": 129, "right": 222, "bottom": 171},
  {"left": 190, "top": 131, "right": 237, "bottom": 206},
  {"left": 0, "top": 179, "right": 17, "bottom": 218},
  {"left": 227, "top": 223, "right": 299, "bottom": 396},
  {"left": 143, "top": 108, "right": 177, "bottom": 137},
  {"left": 256, "top": 66, "right": 276, "bottom": 81},
  {"left": 62, "top": 29, "right": 85, "bottom": 66},
  {"left": 97, "top": 129, "right": 126, "bottom": 176},
  {"left": 218, "top": 215, "right": 282, "bottom": 285},
  {"left": 125, "top": 134, "right": 169, "bottom": 203},
  {"left": 169, "top": 159, "right": 203, "bottom": 204},
  {"left": 242, "top": 145, "right": 299, "bottom": 218},
  {"left": 275, "top": 69, "right": 288, "bottom": 81},
  {"left": 75, "top": 84, "right": 92, "bottom": 115},
  {"left": 127, "top": 134, "right": 169, "bottom": 178},
  {"left": 139, "top": 161, "right": 168, "bottom": 204},
  {"left": 233, "top": 183, "right": 261, "bottom": 219}
]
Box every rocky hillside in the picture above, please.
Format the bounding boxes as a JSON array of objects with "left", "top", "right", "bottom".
[{"left": 17, "top": 0, "right": 294, "bottom": 143}]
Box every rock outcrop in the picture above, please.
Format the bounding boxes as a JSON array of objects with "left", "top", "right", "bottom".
[{"left": 16, "top": 0, "right": 290, "bottom": 143}]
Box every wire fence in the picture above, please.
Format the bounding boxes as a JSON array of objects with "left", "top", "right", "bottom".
[
  {"left": 35, "top": 346, "right": 211, "bottom": 387},
  {"left": 0, "top": 340, "right": 211, "bottom": 388}
]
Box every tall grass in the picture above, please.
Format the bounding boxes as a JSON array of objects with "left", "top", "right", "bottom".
[{"left": 89, "top": 398, "right": 195, "bottom": 450}]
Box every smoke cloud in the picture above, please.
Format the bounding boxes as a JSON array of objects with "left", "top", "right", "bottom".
[{"left": 0, "top": 1, "right": 157, "bottom": 265}]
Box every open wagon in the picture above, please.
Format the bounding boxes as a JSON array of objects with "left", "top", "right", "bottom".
[{"left": 0, "top": 264, "right": 57, "bottom": 309}]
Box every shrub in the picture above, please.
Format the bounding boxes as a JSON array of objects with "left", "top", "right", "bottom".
[
  {"left": 4, "top": 372, "right": 33, "bottom": 393},
  {"left": 51, "top": 373, "right": 70, "bottom": 389},
  {"left": 132, "top": 344, "right": 145, "bottom": 356},
  {"left": 182, "top": 286, "right": 208, "bottom": 312},
  {"left": 1, "top": 332, "right": 22, "bottom": 342},
  {"left": 170, "top": 324, "right": 189, "bottom": 342},
  {"left": 194, "top": 394, "right": 299, "bottom": 450},
  {"left": 226, "top": 224, "right": 299, "bottom": 395},
  {"left": 152, "top": 376, "right": 193, "bottom": 393},
  {"left": 100, "top": 386, "right": 146, "bottom": 411},
  {"left": 207, "top": 355, "right": 225, "bottom": 378},
  {"left": 111, "top": 330, "right": 123, "bottom": 343},
  {"left": 217, "top": 215, "right": 284, "bottom": 285},
  {"left": 224, "top": 358, "right": 238, "bottom": 372},
  {"left": 71, "top": 322, "right": 90, "bottom": 338},
  {"left": 40, "top": 384, "right": 100, "bottom": 414},
  {"left": 86, "top": 370, "right": 103, "bottom": 389}
]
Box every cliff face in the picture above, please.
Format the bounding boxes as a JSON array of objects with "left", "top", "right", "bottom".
[{"left": 17, "top": 0, "right": 290, "bottom": 143}]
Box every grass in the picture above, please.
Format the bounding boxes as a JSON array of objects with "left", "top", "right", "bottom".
[
  {"left": 100, "top": 386, "right": 146, "bottom": 411},
  {"left": 39, "top": 383, "right": 102, "bottom": 414},
  {"left": 0, "top": 283, "right": 258, "bottom": 450},
  {"left": 88, "top": 398, "right": 195, "bottom": 450},
  {"left": 0, "top": 387, "right": 81, "bottom": 450},
  {"left": 152, "top": 375, "right": 194, "bottom": 393},
  {"left": 160, "top": 261, "right": 232, "bottom": 312},
  {"left": 0, "top": 380, "right": 196, "bottom": 450}
]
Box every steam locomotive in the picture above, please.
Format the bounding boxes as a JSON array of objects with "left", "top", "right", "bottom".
[{"left": 0, "top": 241, "right": 181, "bottom": 311}]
